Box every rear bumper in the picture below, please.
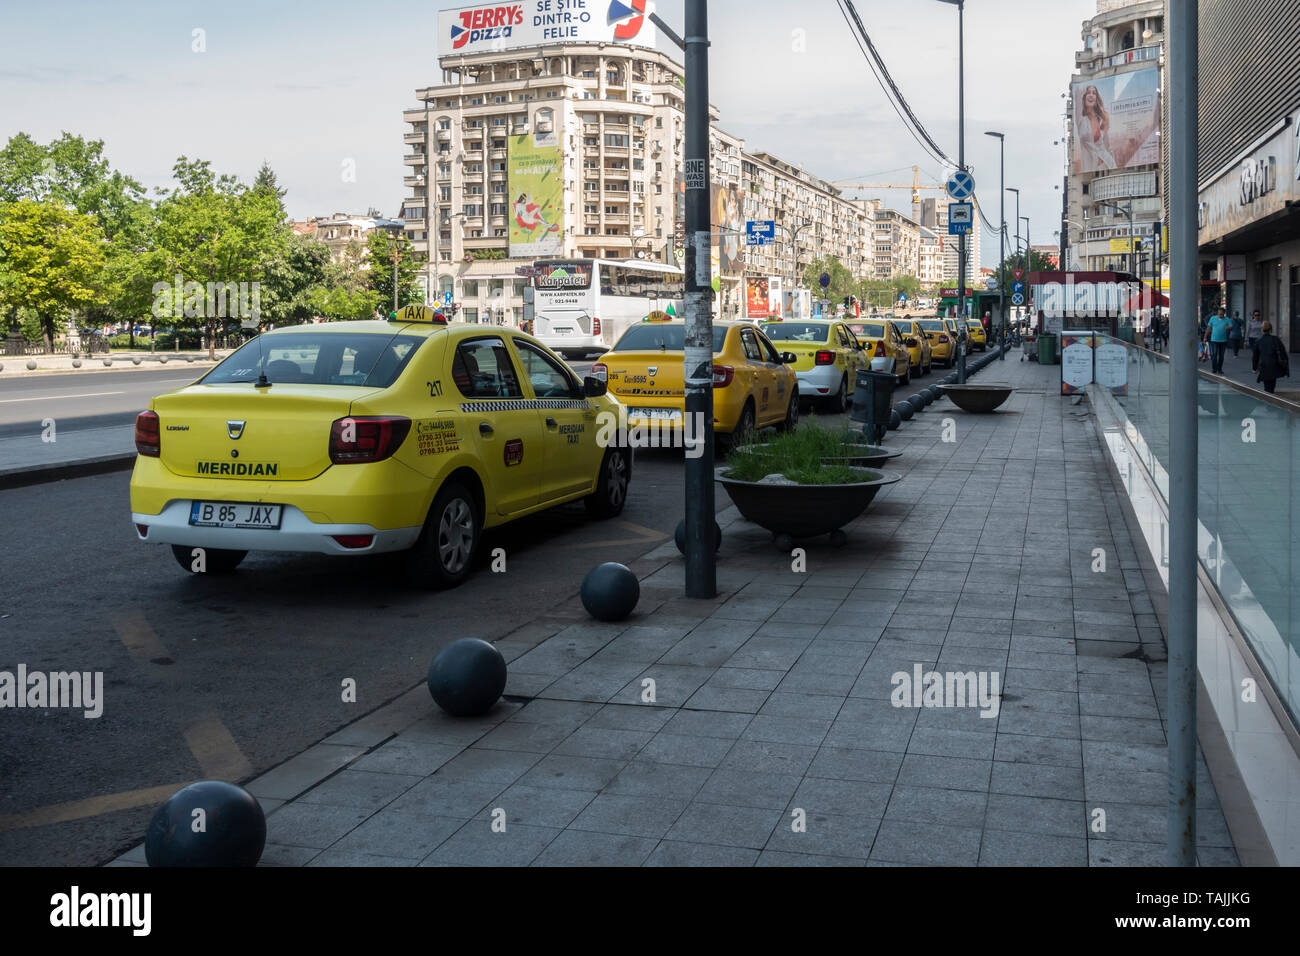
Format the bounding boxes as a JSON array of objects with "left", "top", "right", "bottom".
[
  {"left": 537, "top": 333, "right": 601, "bottom": 355},
  {"left": 795, "top": 365, "right": 842, "bottom": 397},
  {"left": 132, "top": 502, "right": 421, "bottom": 555}
]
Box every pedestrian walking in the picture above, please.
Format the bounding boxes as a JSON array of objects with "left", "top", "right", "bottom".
[
  {"left": 1229, "top": 310, "right": 1244, "bottom": 357},
  {"left": 1246, "top": 309, "right": 1264, "bottom": 351},
  {"left": 1206, "top": 307, "right": 1231, "bottom": 373},
  {"left": 1151, "top": 315, "right": 1165, "bottom": 352},
  {"left": 1251, "top": 321, "right": 1290, "bottom": 394}
]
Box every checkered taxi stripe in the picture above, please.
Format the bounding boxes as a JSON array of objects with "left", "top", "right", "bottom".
[{"left": 458, "top": 399, "right": 592, "bottom": 413}]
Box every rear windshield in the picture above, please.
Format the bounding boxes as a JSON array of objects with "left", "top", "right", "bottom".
[
  {"left": 918, "top": 320, "right": 945, "bottom": 331},
  {"left": 760, "top": 323, "right": 828, "bottom": 342},
  {"left": 612, "top": 324, "right": 727, "bottom": 352},
  {"left": 849, "top": 323, "right": 886, "bottom": 338},
  {"left": 202, "top": 332, "right": 424, "bottom": 387}
]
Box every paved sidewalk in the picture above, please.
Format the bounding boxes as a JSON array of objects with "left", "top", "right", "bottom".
[
  {"left": 113, "top": 356, "right": 1237, "bottom": 866},
  {"left": 0, "top": 425, "right": 135, "bottom": 487},
  {"left": 0, "top": 352, "right": 223, "bottom": 376}
]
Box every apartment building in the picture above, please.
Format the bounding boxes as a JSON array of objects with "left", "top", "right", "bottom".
[
  {"left": 918, "top": 196, "right": 982, "bottom": 284},
  {"left": 402, "top": 39, "right": 877, "bottom": 323},
  {"left": 917, "top": 226, "right": 945, "bottom": 286},
  {"left": 1065, "top": 0, "right": 1166, "bottom": 277},
  {"left": 870, "top": 201, "right": 921, "bottom": 280},
  {"left": 291, "top": 213, "right": 405, "bottom": 265}
]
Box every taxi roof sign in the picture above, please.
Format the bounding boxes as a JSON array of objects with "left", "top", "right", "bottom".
[
  {"left": 391, "top": 305, "right": 447, "bottom": 324},
  {"left": 643, "top": 310, "right": 671, "bottom": 323}
]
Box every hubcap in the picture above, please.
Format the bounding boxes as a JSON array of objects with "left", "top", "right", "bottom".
[
  {"left": 607, "top": 453, "right": 628, "bottom": 506},
  {"left": 437, "top": 498, "right": 474, "bottom": 574}
]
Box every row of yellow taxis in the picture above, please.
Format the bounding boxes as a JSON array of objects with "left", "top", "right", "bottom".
[{"left": 129, "top": 307, "right": 984, "bottom": 590}]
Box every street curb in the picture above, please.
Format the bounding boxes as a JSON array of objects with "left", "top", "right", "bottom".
[
  {"left": 0, "top": 452, "right": 136, "bottom": 490},
  {"left": 0, "top": 359, "right": 221, "bottom": 377}
]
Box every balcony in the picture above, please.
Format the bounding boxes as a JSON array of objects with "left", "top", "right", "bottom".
[
  {"left": 437, "top": 129, "right": 452, "bottom": 141},
  {"left": 403, "top": 175, "right": 426, "bottom": 187},
  {"left": 403, "top": 153, "right": 426, "bottom": 166},
  {"left": 489, "top": 148, "right": 507, "bottom": 160},
  {"left": 463, "top": 150, "right": 484, "bottom": 162},
  {"left": 404, "top": 132, "right": 425, "bottom": 144}
]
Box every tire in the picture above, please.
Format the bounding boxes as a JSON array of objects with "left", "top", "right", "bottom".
[
  {"left": 723, "top": 401, "right": 756, "bottom": 453},
  {"left": 585, "top": 447, "right": 631, "bottom": 518},
  {"left": 170, "top": 544, "right": 246, "bottom": 575},
  {"left": 777, "top": 390, "right": 800, "bottom": 432},
  {"left": 403, "top": 480, "right": 479, "bottom": 590},
  {"left": 899, "top": 363, "right": 910, "bottom": 387},
  {"left": 827, "top": 376, "right": 847, "bottom": 413}
]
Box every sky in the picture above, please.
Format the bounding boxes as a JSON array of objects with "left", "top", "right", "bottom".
[{"left": 0, "top": 0, "right": 1098, "bottom": 267}]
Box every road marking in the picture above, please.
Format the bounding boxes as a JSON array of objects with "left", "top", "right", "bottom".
[
  {"left": 0, "top": 783, "right": 189, "bottom": 832},
  {"left": 113, "top": 611, "right": 171, "bottom": 663},
  {"left": 183, "top": 716, "right": 253, "bottom": 780},
  {"left": 561, "top": 519, "right": 668, "bottom": 549},
  {"left": 0, "top": 390, "right": 125, "bottom": 404}
]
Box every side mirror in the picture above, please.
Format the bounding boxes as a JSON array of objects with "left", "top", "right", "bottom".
[
  {"left": 905, "top": 337, "right": 919, "bottom": 348},
  {"left": 780, "top": 352, "right": 798, "bottom": 364},
  {"left": 583, "top": 375, "right": 607, "bottom": 397}
]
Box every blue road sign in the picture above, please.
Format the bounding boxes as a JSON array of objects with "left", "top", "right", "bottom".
[
  {"left": 444, "top": 291, "right": 453, "bottom": 306},
  {"left": 819, "top": 272, "right": 831, "bottom": 289},
  {"left": 1011, "top": 280, "right": 1025, "bottom": 295},
  {"left": 746, "top": 220, "right": 776, "bottom": 245},
  {"left": 1011, "top": 292, "right": 1025, "bottom": 306},
  {"left": 946, "top": 170, "right": 975, "bottom": 200}
]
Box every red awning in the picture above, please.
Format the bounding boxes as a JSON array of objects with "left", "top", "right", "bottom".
[{"left": 1125, "top": 288, "right": 1169, "bottom": 310}]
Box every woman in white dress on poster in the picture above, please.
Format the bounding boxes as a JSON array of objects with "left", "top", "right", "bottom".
[{"left": 1077, "top": 85, "right": 1118, "bottom": 172}]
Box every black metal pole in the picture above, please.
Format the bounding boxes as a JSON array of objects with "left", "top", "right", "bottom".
[
  {"left": 682, "top": 0, "right": 715, "bottom": 599},
  {"left": 956, "top": 0, "right": 967, "bottom": 384},
  {"left": 998, "top": 136, "right": 1006, "bottom": 358}
]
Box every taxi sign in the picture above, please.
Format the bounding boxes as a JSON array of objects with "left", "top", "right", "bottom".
[
  {"left": 392, "top": 304, "right": 447, "bottom": 324},
  {"left": 643, "top": 310, "right": 672, "bottom": 323}
]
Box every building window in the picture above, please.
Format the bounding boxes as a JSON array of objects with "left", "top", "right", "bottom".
[
  {"left": 494, "top": 228, "right": 506, "bottom": 237},
  {"left": 490, "top": 202, "right": 506, "bottom": 215},
  {"left": 605, "top": 134, "right": 628, "bottom": 147},
  {"left": 464, "top": 308, "right": 478, "bottom": 322}
]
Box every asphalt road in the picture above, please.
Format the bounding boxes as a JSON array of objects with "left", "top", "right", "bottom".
[
  {"left": 0, "top": 448, "right": 722, "bottom": 866},
  {"left": 0, "top": 367, "right": 208, "bottom": 439}
]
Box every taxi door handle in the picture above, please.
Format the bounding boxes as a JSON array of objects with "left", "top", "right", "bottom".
[
  {"left": 545, "top": 417, "right": 557, "bottom": 428},
  {"left": 479, "top": 422, "right": 494, "bottom": 435}
]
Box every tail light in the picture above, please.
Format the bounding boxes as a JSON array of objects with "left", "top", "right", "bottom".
[
  {"left": 134, "top": 411, "right": 160, "bottom": 457},
  {"left": 329, "top": 416, "right": 411, "bottom": 464},
  {"left": 592, "top": 316, "right": 601, "bottom": 336},
  {"left": 712, "top": 364, "right": 734, "bottom": 388},
  {"left": 591, "top": 362, "right": 608, "bottom": 382},
  {"left": 814, "top": 350, "right": 835, "bottom": 365},
  {"left": 874, "top": 341, "right": 886, "bottom": 358}
]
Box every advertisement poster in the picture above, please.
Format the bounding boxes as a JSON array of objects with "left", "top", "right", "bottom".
[
  {"left": 1061, "top": 331, "right": 1095, "bottom": 395},
  {"left": 769, "top": 277, "right": 784, "bottom": 317},
  {"left": 1071, "top": 67, "right": 1160, "bottom": 174},
  {"left": 439, "top": 1, "right": 656, "bottom": 57},
  {"left": 1094, "top": 335, "right": 1129, "bottom": 395},
  {"left": 507, "top": 134, "right": 563, "bottom": 258},
  {"left": 712, "top": 183, "right": 745, "bottom": 277},
  {"left": 745, "top": 277, "right": 770, "bottom": 319}
]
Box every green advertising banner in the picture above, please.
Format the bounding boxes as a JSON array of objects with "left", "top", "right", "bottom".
[{"left": 508, "top": 134, "right": 563, "bottom": 258}]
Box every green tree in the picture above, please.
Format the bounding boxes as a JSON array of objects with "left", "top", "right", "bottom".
[
  {"left": 0, "top": 200, "right": 107, "bottom": 350},
  {"left": 251, "top": 161, "right": 288, "bottom": 205},
  {"left": 995, "top": 247, "right": 1054, "bottom": 277},
  {"left": 801, "top": 255, "right": 857, "bottom": 305},
  {"left": 151, "top": 157, "right": 289, "bottom": 358},
  {"left": 261, "top": 232, "right": 330, "bottom": 327},
  {"left": 366, "top": 230, "right": 422, "bottom": 313}
]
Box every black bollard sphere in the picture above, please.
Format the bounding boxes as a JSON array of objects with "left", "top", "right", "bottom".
[
  {"left": 145, "top": 780, "right": 266, "bottom": 867},
  {"left": 581, "top": 562, "right": 640, "bottom": 622},
  {"left": 896, "top": 400, "right": 914, "bottom": 421},
  {"left": 888, "top": 408, "right": 901, "bottom": 430},
  {"left": 427, "top": 638, "right": 507, "bottom": 717},
  {"left": 909, "top": 392, "right": 926, "bottom": 408},
  {"left": 674, "top": 518, "right": 722, "bottom": 555}
]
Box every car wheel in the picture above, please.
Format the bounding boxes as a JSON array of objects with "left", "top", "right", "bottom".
[
  {"left": 403, "top": 480, "right": 479, "bottom": 590},
  {"left": 585, "top": 447, "right": 631, "bottom": 518},
  {"left": 723, "top": 401, "right": 756, "bottom": 453},
  {"left": 900, "top": 364, "right": 910, "bottom": 386},
  {"left": 827, "top": 376, "right": 847, "bottom": 413},
  {"left": 170, "top": 544, "right": 246, "bottom": 575},
  {"left": 777, "top": 391, "right": 800, "bottom": 432}
]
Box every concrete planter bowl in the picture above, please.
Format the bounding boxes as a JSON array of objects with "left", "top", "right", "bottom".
[
  {"left": 735, "top": 443, "right": 903, "bottom": 470},
  {"left": 938, "top": 383, "right": 1015, "bottom": 413},
  {"left": 715, "top": 466, "right": 901, "bottom": 542}
]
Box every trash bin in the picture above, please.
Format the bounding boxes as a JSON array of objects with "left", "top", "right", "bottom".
[
  {"left": 1038, "top": 333, "right": 1057, "bottom": 365},
  {"left": 851, "top": 368, "right": 898, "bottom": 445}
]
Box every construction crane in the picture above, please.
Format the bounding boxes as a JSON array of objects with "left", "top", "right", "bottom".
[{"left": 833, "top": 165, "right": 947, "bottom": 221}]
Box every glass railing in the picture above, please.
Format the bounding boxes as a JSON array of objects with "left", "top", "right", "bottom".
[{"left": 1112, "top": 343, "right": 1299, "bottom": 725}]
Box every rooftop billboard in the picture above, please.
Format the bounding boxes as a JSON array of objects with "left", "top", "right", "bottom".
[
  {"left": 1071, "top": 67, "right": 1161, "bottom": 174},
  {"left": 438, "top": 1, "right": 657, "bottom": 57}
]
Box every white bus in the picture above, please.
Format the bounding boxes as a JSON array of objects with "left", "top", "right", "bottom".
[{"left": 531, "top": 258, "right": 684, "bottom": 358}]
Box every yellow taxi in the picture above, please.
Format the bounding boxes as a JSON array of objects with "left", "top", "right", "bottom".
[
  {"left": 966, "top": 319, "right": 988, "bottom": 351},
  {"left": 593, "top": 318, "right": 798, "bottom": 444},
  {"left": 757, "top": 318, "right": 867, "bottom": 413},
  {"left": 898, "top": 318, "right": 934, "bottom": 376},
  {"left": 846, "top": 318, "right": 912, "bottom": 386},
  {"left": 915, "top": 317, "right": 956, "bottom": 369},
  {"left": 130, "top": 307, "right": 630, "bottom": 589}
]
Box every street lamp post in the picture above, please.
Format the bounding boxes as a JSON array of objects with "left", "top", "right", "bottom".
[
  {"left": 1007, "top": 187, "right": 1020, "bottom": 325},
  {"left": 937, "top": 0, "right": 966, "bottom": 382},
  {"left": 985, "top": 131, "right": 1006, "bottom": 358}
]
